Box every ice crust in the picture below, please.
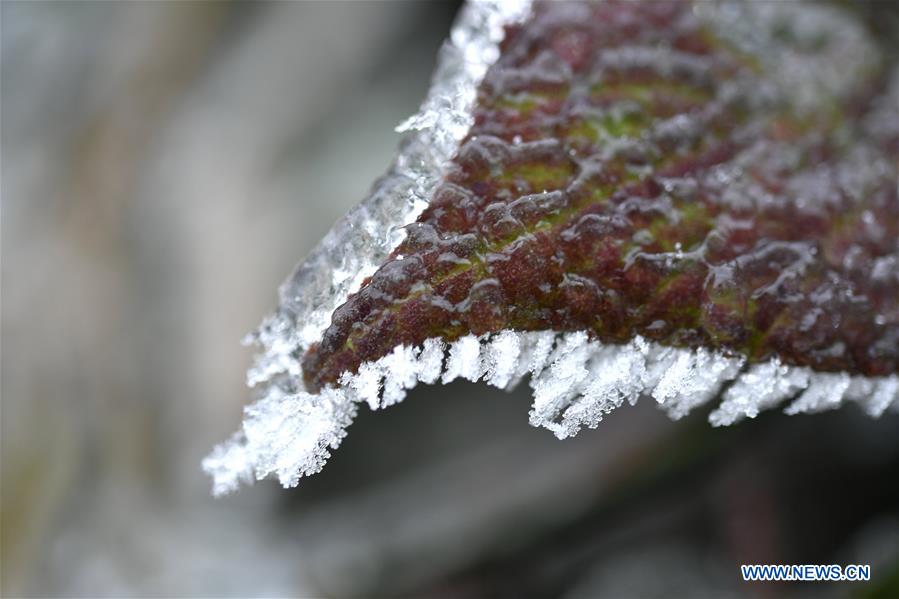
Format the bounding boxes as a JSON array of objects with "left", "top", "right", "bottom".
[{"left": 204, "top": 1, "right": 899, "bottom": 495}]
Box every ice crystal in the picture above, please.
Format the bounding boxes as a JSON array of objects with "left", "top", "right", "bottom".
[
  {"left": 207, "top": 330, "right": 899, "bottom": 494},
  {"left": 205, "top": 0, "right": 898, "bottom": 495},
  {"left": 203, "top": 386, "right": 357, "bottom": 496}
]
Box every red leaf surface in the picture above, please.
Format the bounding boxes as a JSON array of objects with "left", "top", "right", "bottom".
[{"left": 303, "top": 0, "right": 899, "bottom": 391}]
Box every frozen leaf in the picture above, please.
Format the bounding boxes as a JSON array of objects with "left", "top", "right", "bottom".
[
  {"left": 205, "top": 0, "right": 899, "bottom": 494},
  {"left": 304, "top": 0, "right": 897, "bottom": 390}
]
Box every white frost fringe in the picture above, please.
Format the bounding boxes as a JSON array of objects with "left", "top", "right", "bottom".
[{"left": 203, "top": 331, "right": 899, "bottom": 496}]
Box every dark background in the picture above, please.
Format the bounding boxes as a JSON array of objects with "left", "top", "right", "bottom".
[{"left": 2, "top": 2, "right": 897, "bottom": 597}]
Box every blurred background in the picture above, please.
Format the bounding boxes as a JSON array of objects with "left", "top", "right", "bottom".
[{"left": 2, "top": 2, "right": 897, "bottom": 597}]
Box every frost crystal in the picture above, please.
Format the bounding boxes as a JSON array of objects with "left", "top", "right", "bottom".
[
  {"left": 208, "top": 331, "right": 898, "bottom": 494},
  {"left": 203, "top": 387, "right": 356, "bottom": 496},
  {"left": 652, "top": 348, "right": 744, "bottom": 421}
]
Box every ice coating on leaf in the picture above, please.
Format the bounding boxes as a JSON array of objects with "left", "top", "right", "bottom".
[
  {"left": 205, "top": 0, "right": 899, "bottom": 495},
  {"left": 245, "top": 0, "right": 532, "bottom": 389}
]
